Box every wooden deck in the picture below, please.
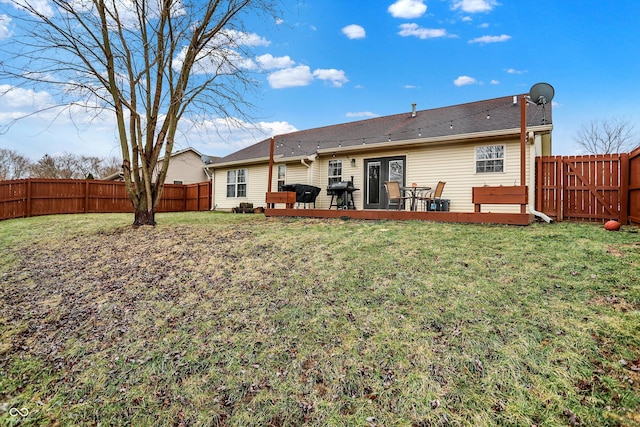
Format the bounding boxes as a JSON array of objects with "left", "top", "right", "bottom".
[{"left": 264, "top": 208, "right": 534, "bottom": 225}]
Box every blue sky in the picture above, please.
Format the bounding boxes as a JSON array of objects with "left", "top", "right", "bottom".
[{"left": 1, "top": 0, "right": 639, "bottom": 160}]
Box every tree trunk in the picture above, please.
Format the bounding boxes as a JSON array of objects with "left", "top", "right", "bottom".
[{"left": 133, "top": 196, "right": 156, "bottom": 226}]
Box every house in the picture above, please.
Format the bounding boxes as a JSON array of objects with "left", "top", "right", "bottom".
[
  {"left": 103, "top": 147, "right": 217, "bottom": 184},
  {"left": 205, "top": 94, "right": 553, "bottom": 215}
]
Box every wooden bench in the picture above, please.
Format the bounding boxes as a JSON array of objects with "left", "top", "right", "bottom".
[
  {"left": 472, "top": 186, "right": 528, "bottom": 213},
  {"left": 266, "top": 191, "right": 296, "bottom": 209}
]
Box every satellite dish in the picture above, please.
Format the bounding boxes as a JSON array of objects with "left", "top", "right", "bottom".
[
  {"left": 200, "top": 155, "right": 214, "bottom": 164},
  {"left": 529, "top": 82, "right": 555, "bottom": 105}
]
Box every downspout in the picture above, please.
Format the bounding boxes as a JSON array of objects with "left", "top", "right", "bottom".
[
  {"left": 203, "top": 167, "right": 215, "bottom": 210},
  {"left": 527, "top": 132, "right": 553, "bottom": 223},
  {"left": 521, "top": 97, "right": 553, "bottom": 223},
  {"left": 302, "top": 154, "right": 316, "bottom": 183}
]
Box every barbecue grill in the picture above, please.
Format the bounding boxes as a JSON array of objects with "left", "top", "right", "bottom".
[
  {"left": 280, "top": 184, "right": 321, "bottom": 208},
  {"left": 327, "top": 181, "right": 359, "bottom": 209}
]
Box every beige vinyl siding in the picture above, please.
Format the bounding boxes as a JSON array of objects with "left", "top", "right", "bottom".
[
  {"left": 281, "top": 162, "right": 309, "bottom": 186},
  {"left": 213, "top": 164, "right": 269, "bottom": 211},
  {"left": 212, "top": 135, "right": 535, "bottom": 213},
  {"left": 162, "top": 151, "right": 208, "bottom": 184},
  {"left": 404, "top": 138, "right": 524, "bottom": 213},
  {"left": 312, "top": 156, "right": 363, "bottom": 209},
  {"left": 312, "top": 137, "right": 527, "bottom": 212}
]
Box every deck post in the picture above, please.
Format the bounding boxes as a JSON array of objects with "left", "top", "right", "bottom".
[
  {"left": 520, "top": 95, "right": 527, "bottom": 214},
  {"left": 268, "top": 137, "right": 275, "bottom": 194}
]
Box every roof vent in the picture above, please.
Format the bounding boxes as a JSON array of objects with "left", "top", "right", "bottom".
[{"left": 411, "top": 103, "right": 417, "bottom": 117}]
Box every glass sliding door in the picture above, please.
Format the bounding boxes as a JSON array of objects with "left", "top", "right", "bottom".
[
  {"left": 363, "top": 156, "right": 405, "bottom": 209},
  {"left": 366, "top": 161, "right": 381, "bottom": 205}
]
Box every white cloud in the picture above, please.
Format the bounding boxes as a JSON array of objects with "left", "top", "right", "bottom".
[
  {"left": 469, "top": 34, "right": 511, "bottom": 44},
  {"left": 398, "top": 23, "right": 447, "bottom": 39},
  {"left": 0, "top": 85, "right": 56, "bottom": 114},
  {"left": 346, "top": 112, "right": 379, "bottom": 118},
  {"left": 256, "top": 54, "right": 295, "bottom": 70},
  {"left": 173, "top": 46, "right": 257, "bottom": 74},
  {"left": 388, "top": 0, "right": 427, "bottom": 19},
  {"left": 221, "top": 29, "right": 270, "bottom": 47},
  {"left": 490, "top": 79, "right": 499, "bottom": 85},
  {"left": 4, "top": 0, "right": 54, "bottom": 18},
  {"left": 453, "top": 75, "right": 478, "bottom": 86},
  {"left": 313, "top": 68, "right": 348, "bottom": 87},
  {"left": 0, "top": 14, "right": 11, "bottom": 40},
  {"left": 188, "top": 116, "right": 298, "bottom": 155},
  {"left": 451, "top": 0, "right": 498, "bottom": 13},
  {"left": 342, "top": 24, "right": 366, "bottom": 39},
  {"left": 506, "top": 68, "right": 526, "bottom": 74},
  {"left": 267, "top": 65, "right": 314, "bottom": 89},
  {"left": 266, "top": 66, "right": 348, "bottom": 89}
]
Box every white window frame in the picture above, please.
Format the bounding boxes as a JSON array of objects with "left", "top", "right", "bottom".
[
  {"left": 226, "top": 168, "right": 247, "bottom": 198},
  {"left": 328, "top": 160, "right": 343, "bottom": 186},
  {"left": 475, "top": 145, "right": 505, "bottom": 173},
  {"left": 277, "top": 165, "right": 286, "bottom": 191}
]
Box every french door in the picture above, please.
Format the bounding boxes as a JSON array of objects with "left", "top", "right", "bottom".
[{"left": 363, "top": 156, "right": 406, "bottom": 209}]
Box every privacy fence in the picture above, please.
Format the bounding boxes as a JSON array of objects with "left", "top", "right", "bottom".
[
  {"left": 536, "top": 147, "right": 640, "bottom": 224},
  {"left": 0, "top": 179, "right": 211, "bottom": 221}
]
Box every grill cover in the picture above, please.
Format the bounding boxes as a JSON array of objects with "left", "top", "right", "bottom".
[{"left": 280, "top": 184, "right": 321, "bottom": 203}]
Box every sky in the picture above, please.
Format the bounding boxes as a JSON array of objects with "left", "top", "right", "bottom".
[{"left": 1, "top": 0, "right": 639, "bottom": 161}]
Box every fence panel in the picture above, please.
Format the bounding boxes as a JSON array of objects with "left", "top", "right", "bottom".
[
  {"left": 536, "top": 157, "right": 562, "bottom": 220},
  {"left": 0, "top": 180, "right": 28, "bottom": 220},
  {"left": 185, "top": 181, "right": 212, "bottom": 211},
  {"left": 563, "top": 155, "right": 621, "bottom": 221},
  {"left": 536, "top": 154, "right": 632, "bottom": 223},
  {"left": 88, "top": 181, "right": 132, "bottom": 213},
  {"left": 0, "top": 178, "right": 211, "bottom": 221},
  {"left": 629, "top": 146, "right": 640, "bottom": 224}
]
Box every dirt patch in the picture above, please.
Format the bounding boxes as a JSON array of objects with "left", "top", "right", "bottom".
[{"left": 0, "top": 225, "right": 266, "bottom": 365}]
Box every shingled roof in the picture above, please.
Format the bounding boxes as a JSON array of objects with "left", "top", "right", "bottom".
[{"left": 211, "top": 94, "right": 552, "bottom": 165}]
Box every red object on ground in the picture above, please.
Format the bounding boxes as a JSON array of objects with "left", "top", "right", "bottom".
[{"left": 604, "top": 220, "right": 621, "bottom": 231}]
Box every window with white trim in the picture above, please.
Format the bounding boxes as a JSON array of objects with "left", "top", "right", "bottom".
[
  {"left": 475, "top": 145, "right": 505, "bottom": 173},
  {"left": 226, "top": 169, "right": 247, "bottom": 197},
  {"left": 277, "top": 165, "right": 286, "bottom": 191},
  {"left": 328, "top": 160, "right": 342, "bottom": 186}
]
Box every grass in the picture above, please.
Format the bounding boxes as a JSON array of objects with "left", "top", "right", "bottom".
[{"left": 1, "top": 212, "right": 639, "bottom": 426}]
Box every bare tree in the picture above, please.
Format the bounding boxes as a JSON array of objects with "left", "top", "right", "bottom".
[
  {"left": 574, "top": 117, "right": 639, "bottom": 154},
  {"left": 97, "top": 155, "right": 123, "bottom": 178},
  {"left": 0, "top": 148, "right": 33, "bottom": 180},
  {"left": 1, "top": 0, "right": 279, "bottom": 225}
]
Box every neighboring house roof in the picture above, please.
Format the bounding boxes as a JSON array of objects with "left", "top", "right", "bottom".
[
  {"left": 101, "top": 147, "right": 219, "bottom": 180},
  {"left": 209, "top": 94, "right": 552, "bottom": 167}
]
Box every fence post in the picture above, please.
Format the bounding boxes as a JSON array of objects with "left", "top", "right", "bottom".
[
  {"left": 183, "top": 184, "right": 188, "bottom": 211},
  {"left": 620, "top": 153, "right": 629, "bottom": 224},
  {"left": 26, "top": 179, "right": 32, "bottom": 218},
  {"left": 557, "top": 157, "right": 564, "bottom": 222},
  {"left": 84, "top": 180, "right": 90, "bottom": 213}
]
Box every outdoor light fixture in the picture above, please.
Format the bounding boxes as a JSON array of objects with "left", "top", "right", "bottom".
[{"left": 351, "top": 158, "right": 356, "bottom": 167}]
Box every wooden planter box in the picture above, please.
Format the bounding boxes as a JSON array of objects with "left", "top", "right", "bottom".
[
  {"left": 266, "top": 191, "right": 295, "bottom": 208},
  {"left": 473, "top": 186, "right": 528, "bottom": 213}
]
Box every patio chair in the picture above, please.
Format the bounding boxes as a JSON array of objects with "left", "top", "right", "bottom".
[
  {"left": 384, "top": 181, "right": 411, "bottom": 210},
  {"left": 419, "top": 181, "right": 446, "bottom": 211}
]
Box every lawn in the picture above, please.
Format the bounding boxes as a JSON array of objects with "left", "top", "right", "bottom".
[{"left": 1, "top": 213, "right": 639, "bottom": 426}]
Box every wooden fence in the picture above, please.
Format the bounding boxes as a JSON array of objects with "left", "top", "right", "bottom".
[
  {"left": 0, "top": 179, "right": 211, "bottom": 221},
  {"left": 536, "top": 150, "right": 639, "bottom": 224},
  {"left": 629, "top": 146, "right": 640, "bottom": 224}
]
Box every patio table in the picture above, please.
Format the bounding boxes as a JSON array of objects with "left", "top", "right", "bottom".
[{"left": 401, "top": 186, "right": 431, "bottom": 211}]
